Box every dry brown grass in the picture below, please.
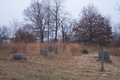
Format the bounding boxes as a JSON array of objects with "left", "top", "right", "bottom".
[
  {"left": 0, "top": 43, "right": 120, "bottom": 80},
  {"left": 0, "top": 42, "right": 119, "bottom": 57}
]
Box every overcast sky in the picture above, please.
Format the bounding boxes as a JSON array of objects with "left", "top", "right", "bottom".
[{"left": 0, "top": 0, "right": 120, "bottom": 26}]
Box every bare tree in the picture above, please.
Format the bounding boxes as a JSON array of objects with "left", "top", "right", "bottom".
[
  {"left": 45, "top": 0, "right": 51, "bottom": 42},
  {"left": 23, "top": 0, "right": 47, "bottom": 43},
  {"left": 0, "top": 26, "right": 10, "bottom": 43},
  {"left": 113, "top": 4, "right": 120, "bottom": 47},
  {"left": 73, "top": 4, "right": 113, "bottom": 46},
  {"left": 9, "top": 19, "right": 21, "bottom": 38},
  {"left": 73, "top": 4, "right": 99, "bottom": 44},
  {"left": 116, "top": 4, "right": 120, "bottom": 11},
  {"left": 50, "top": 0, "right": 66, "bottom": 42},
  {"left": 67, "top": 20, "right": 77, "bottom": 42},
  {"left": 42, "top": 0, "right": 53, "bottom": 42},
  {"left": 61, "top": 19, "right": 74, "bottom": 43},
  {"left": 113, "top": 24, "right": 120, "bottom": 47}
]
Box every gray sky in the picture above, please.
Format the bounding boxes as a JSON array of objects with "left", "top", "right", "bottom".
[{"left": 0, "top": 0, "right": 120, "bottom": 26}]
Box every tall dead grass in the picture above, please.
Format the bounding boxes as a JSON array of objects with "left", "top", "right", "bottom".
[{"left": 0, "top": 43, "right": 120, "bottom": 60}]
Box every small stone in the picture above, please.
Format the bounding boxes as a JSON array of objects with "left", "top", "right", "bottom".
[{"left": 103, "top": 74, "right": 107, "bottom": 76}]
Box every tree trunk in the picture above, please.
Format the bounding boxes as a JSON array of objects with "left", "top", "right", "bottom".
[
  {"left": 62, "top": 26, "right": 64, "bottom": 43},
  {"left": 41, "top": 32, "right": 44, "bottom": 43},
  {"left": 63, "top": 32, "right": 64, "bottom": 43},
  {"left": 55, "top": 16, "right": 58, "bottom": 42},
  {"left": 55, "top": 28, "right": 57, "bottom": 42},
  {"left": 48, "top": 21, "right": 49, "bottom": 43}
]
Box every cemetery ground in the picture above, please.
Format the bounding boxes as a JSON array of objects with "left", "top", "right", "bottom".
[{"left": 0, "top": 43, "right": 120, "bottom": 80}]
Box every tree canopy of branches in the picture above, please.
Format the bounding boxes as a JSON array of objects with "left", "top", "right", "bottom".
[
  {"left": 61, "top": 20, "right": 74, "bottom": 43},
  {"left": 43, "top": 0, "right": 53, "bottom": 42},
  {"left": 50, "top": 0, "right": 66, "bottom": 42},
  {"left": 23, "top": 0, "right": 70, "bottom": 43},
  {"left": 23, "top": 0, "right": 47, "bottom": 43},
  {"left": 73, "top": 4, "right": 113, "bottom": 46},
  {"left": 113, "top": 23, "right": 120, "bottom": 47},
  {"left": 113, "top": 4, "right": 120, "bottom": 47},
  {"left": 13, "top": 29, "right": 36, "bottom": 43},
  {"left": 9, "top": 19, "right": 22, "bottom": 38}
]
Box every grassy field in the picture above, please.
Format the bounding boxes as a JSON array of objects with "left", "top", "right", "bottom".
[{"left": 0, "top": 43, "right": 120, "bottom": 80}]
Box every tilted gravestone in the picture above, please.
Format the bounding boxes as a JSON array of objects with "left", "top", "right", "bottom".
[
  {"left": 49, "top": 45, "right": 55, "bottom": 52},
  {"left": 13, "top": 53, "right": 27, "bottom": 60},
  {"left": 40, "top": 49, "right": 48, "bottom": 57},
  {"left": 97, "top": 50, "right": 112, "bottom": 62}
]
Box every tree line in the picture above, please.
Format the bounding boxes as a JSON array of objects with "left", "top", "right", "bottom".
[{"left": 0, "top": 0, "right": 120, "bottom": 47}]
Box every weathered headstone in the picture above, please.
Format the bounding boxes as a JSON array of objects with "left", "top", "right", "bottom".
[
  {"left": 97, "top": 50, "right": 112, "bottom": 62},
  {"left": 13, "top": 53, "right": 27, "bottom": 60},
  {"left": 49, "top": 45, "right": 55, "bottom": 52},
  {"left": 40, "top": 49, "right": 48, "bottom": 57}
]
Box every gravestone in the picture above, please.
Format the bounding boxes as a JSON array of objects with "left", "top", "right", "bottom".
[
  {"left": 97, "top": 50, "right": 112, "bottom": 62},
  {"left": 40, "top": 49, "right": 48, "bottom": 57},
  {"left": 13, "top": 53, "right": 27, "bottom": 60},
  {"left": 49, "top": 45, "right": 55, "bottom": 52}
]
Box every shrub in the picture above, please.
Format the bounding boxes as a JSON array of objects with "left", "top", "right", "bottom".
[
  {"left": 81, "top": 49, "right": 89, "bottom": 54},
  {"left": 13, "top": 29, "right": 36, "bottom": 43}
]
